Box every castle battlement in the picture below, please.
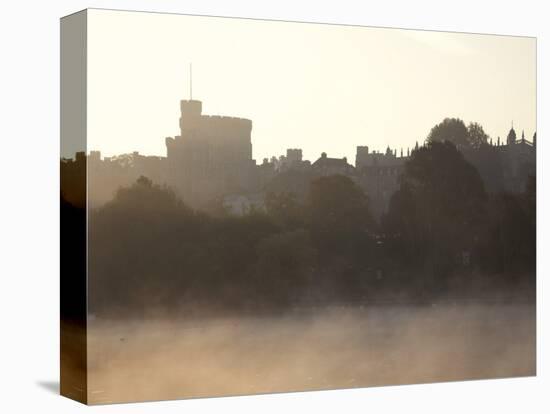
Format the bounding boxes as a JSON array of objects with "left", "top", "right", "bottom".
[
  {"left": 178, "top": 99, "right": 252, "bottom": 139},
  {"left": 194, "top": 116, "right": 252, "bottom": 138},
  {"left": 200, "top": 115, "right": 252, "bottom": 125}
]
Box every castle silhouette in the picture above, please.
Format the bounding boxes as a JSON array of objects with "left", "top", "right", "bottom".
[{"left": 70, "top": 96, "right": 536, "bottom": 217}]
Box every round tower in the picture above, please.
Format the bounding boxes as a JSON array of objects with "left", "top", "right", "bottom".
[{"left": 179, "top": 99, "right": 202, "bottom": 134}]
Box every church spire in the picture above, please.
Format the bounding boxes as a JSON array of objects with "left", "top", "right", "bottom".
[{"left": 507, "top": 124, "right": 517, "bottom": 145}]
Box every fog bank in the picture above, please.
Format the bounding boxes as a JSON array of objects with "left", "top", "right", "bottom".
[{"left": 86, "top": 304, "right": 535, "bottom": 404}]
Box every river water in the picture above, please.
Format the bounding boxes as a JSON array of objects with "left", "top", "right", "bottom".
[{"left": 87, "top": 303, "right": 536, "bottom": 404}]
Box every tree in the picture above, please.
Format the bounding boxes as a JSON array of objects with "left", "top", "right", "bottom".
[
  {"left": 307, "top": 175, "right": 375, "bottom": 237},
  {"left": 426, "top": 118, "right": 489, "bottom": 150},
  {"left": 265, "top": 191, "right": 304, "bottom": 228},
  {"left": 467, "top": 122, "right": 490, "bottom": 149},
  {"left": 254, "top": 229, "right": 316, "bottom": 307},
  {"left": 306, "top": 175, "right": 376, "bottom": 279},
  {"left": 88, "top": 176, "right": 198, "bottom": 314},
  {"left": 426, "top": 118, "right": 470, "bottom": 149},
  {"left": 478, "top": 175, "right": 536, "bottom": 278},
  {"left": 384, "top": 141, "right": 487, "bottom": 276}
]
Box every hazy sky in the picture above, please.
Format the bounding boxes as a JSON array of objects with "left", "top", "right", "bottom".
[{"left": 87, "top": 9, "right": 536, "bottom": 164}]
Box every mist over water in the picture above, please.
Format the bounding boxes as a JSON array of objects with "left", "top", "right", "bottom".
[{"left": 87, "top": 303, "right": 535, "bottom": 404}]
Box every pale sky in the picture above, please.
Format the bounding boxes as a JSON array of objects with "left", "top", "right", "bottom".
[{"left": 86, "top": 9, "right": 536, "bottom": 165}]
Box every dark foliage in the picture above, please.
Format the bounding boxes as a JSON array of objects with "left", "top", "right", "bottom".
[
  {"left": 75, "top": 133, "right": 534, "bottom": 317},
  {"left": 383, "top": 141, "right": 534, "bottom": 297},
  {"left": 426, "top": 118, "right": 489, "bottom": 150}
]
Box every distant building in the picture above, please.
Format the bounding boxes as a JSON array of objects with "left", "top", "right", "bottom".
[
  {"left": 286, "top": 148, "right": 303, "bottom": 163},
  {"left": 83, "top": 96, "right": 536, "bottom": 219},
  {"left": 463, "top": 127, "right": 536, "bottom": 194},
  {"left": 312, "top": 152, "right": 355, "bottom": 176},
  {"left": 355, "top": 145, "right": 408, "bottom": 218},
  {"left": 87, "top": 150, "right": 167, "bottom": 208}
]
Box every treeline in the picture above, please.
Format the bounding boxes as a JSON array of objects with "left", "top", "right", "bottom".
[
  {"left": 382, "top": 141, "right": 535, "bottom": 292},
  {"left": 84, "top": 141, "right": 535, "bottom": 317}
]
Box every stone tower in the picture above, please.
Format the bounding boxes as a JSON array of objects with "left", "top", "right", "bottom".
[{"left": 165, "top": 99, "right": 254, "bottom": 206}]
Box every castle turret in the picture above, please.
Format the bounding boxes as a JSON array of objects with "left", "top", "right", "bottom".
[
  {"left": 179, "top": 99, "right": 203, "bottom": 134},
  {"left": 286, "top": 148, "right": 303, "bottom": 163},
  {"left": 356, "top": 146, "right": 370, "bottom": 169}
]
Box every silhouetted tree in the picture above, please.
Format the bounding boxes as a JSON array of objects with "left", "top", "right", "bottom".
[
  {"left": 462, "top": 139, "right": 504, "bottom": 193},
  {"left": 467, "top": 122, "right": 490, "bottom": 149},
  {"left": 265, "top": 191, "right": 304, "bottom": 229},
  {"left": 307, "top": 175, "right": 374, "bottom": 237},
  {"left": 306, "top": 175, "right": 377, "bottom": 297},
  {"left": 426, "top": 118, "right": 470, "bottom": 149},
  {"left": 88, "top": 177, "right": 199, "bottom": 313},
  {"left": 478, "top": 175, "right": 536, "bottom": 281},
  {"left": 427, "top": 118, "right": 489, "bottom": 150},
  {"left": 384, "top": 141, "right": 487, "bottom": 279},
  {"left": 84, "top": 155, "right": 534, "bottom": 316},
  {"left": 382, "top": 184, "right": 423, "bottom": 266},
  {"left": 254, "top": 229, "right": 316, "bottom": 307}
]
